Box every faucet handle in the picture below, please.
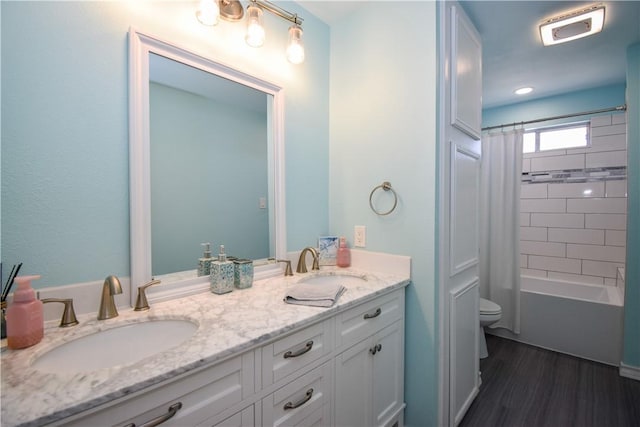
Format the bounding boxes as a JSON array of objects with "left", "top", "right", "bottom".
[
  {"left": 41, "top": 298, "right": 79, "bottom": 327},
  {"left": 134, "top": 279, "right": 161, "bottom": 311},
  {"left": 276, "top": 259, "right": 293, "bottom": 276},
  {"left": 311, "top": 249, "right": 320, "bottom": 271}
]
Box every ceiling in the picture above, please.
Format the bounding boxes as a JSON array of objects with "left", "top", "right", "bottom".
[{"left": 296, "top": 1, "right": 640, "bottom": 109}]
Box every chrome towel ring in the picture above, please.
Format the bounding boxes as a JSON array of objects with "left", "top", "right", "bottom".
[{"left": 369, "top": 181, "right": 398, "bottom": 216}]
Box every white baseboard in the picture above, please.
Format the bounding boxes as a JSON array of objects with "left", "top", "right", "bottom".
[{"left": 620, "top": 362, "right": 640, "bottom": 381}]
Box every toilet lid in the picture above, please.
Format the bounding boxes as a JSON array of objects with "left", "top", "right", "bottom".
[{"left": 480, "top": 298, "right": 501, "bottom": 314}]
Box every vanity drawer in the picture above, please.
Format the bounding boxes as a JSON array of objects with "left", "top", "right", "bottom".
[
  {"left": 262, "top": 318, "right": 333, "bottom": 387},
  {"left": 337, "top": 288, "right": 404, "bottom": 349},
  {"left": 58, "top": 353, "right": 254, "bottom": 427},
  {"left": 261, "top": 361, "right": 332, "bottom": 427},
  {"left": 209, "top": 404, "right": 255, "bottom": 427}
]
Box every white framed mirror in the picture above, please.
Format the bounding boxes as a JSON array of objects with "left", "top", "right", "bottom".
[{"left": 129, "top": 28, "right": 286, "bottom": 305}]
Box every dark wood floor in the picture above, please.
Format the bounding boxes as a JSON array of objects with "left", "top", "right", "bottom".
[{"left": 460, "top": 334, "right": 640, "bottom": 427}]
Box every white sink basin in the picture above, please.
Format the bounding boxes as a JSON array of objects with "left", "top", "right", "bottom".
[
  {"left": 299, "top": 274, "right": 367, "bottom": 286},
  {"left": 32, "top": 319, "right": 198, "bottom": 374}
]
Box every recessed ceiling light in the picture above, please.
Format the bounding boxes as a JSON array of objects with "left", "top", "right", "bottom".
[
  {"left": 540, "top": 4, "right": 605, "bottom": 46},
  {"left": 515, "top": 87, "right": 533, "bottom": 95}
]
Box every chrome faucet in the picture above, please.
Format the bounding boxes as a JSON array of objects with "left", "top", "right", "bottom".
[
  {"left": 98, "top": 275, "right": 123, "bottom": 320},
  {"left": 134, "top": 279, "right": 161, "bottom": 311},
  {"left": 296, "top": 247, "right": 320, "bottom": 273}
]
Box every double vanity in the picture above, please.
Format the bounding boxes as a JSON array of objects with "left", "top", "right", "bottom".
[{"left": 1, "top": 266, "right": 409, "bottom": 427}]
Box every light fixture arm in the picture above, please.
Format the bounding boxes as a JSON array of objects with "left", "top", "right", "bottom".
[{"left": 250, "top": 0, "right": 303, "bottom": 26}]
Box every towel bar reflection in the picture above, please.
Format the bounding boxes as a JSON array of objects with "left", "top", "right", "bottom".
[{"left": 369, "top": 181, "right": 398, "bottom": 216}]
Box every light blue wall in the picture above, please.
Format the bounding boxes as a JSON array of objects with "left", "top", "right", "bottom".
[
  {"left": 483, "top": 83, "right": 626, "bottom": 129},
  {"left": 329, "top": 2, "right": 438, "bottom": 425},
  {"left": 623, "top": 43, "right": 640, "bottom": 369},
  {"left": 150, "top": 83, "right": 269, "bottom": 275},
  {"left": 1, "top": 1, "right": 330, "bottom": 288}
]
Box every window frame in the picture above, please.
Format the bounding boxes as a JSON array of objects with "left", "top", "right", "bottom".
[{"left": 523, "top": 121, "right": 591, "bottom": 154}]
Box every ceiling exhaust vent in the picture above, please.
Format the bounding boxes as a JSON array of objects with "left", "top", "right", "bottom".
[{"left": 540, "top": 4, "right": 605, "bottom": 46}]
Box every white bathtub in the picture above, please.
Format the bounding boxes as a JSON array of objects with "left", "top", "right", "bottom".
[{"left": 489, "top": 276, "right": 624, "bottom": 365}]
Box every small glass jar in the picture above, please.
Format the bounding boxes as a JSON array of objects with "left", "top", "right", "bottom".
[{"left": 233, "top": 259, "right": 254, "bottom": 289}]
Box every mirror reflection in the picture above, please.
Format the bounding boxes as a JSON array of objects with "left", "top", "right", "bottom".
[{"left": 148, "top": 53, "right": 272, "bottom": 277}]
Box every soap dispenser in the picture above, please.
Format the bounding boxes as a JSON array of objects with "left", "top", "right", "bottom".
[
  {"left": 210, "top": 245, "right": 234, "bottom": 294},
  {"left": 6, "top": 275, "right": 44, "bottom": 349},
  {"left": 198, "top": 242, "right": 214, "bottom": 277},
  {"left": 336, "top": 236, "right": 351, "bottom": 268}
]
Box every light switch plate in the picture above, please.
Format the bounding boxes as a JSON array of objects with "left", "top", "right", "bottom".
[{"left": 354, "top": 225, "right": 366, "bottom": 247}]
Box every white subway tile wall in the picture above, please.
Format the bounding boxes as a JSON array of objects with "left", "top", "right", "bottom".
[{"left": 520, "top": 114, "right": 627, "bottom": 285}]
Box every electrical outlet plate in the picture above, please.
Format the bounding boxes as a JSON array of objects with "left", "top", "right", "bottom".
[{"left": 354, "top": 225, "right": 366, "bottom": 247}]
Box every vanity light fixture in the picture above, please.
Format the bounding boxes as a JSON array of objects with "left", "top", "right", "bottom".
[
  {"left": 196, "top": 0, "right": 305, "bottom": 64},
  {"left": 540, "top": 4, "right": 605, "bottom": 46}
]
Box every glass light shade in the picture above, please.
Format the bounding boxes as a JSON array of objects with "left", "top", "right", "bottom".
[
  {"left": 245, "top": 4, "right": 265, "bottom": 48},
  {"left": 196, "top": 0, "right": 220, "bottom": 26},
  {"left": 286, "top": 25, "right": 305, "bottom": 64}
]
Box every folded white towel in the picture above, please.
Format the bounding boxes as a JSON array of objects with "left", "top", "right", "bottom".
[{"left": 284, "top": 283, "right": 346, "bottom": 308}]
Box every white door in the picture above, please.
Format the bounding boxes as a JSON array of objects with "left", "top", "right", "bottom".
[{"left": 438, "top": 2, "right": 483, "bottom": 426}]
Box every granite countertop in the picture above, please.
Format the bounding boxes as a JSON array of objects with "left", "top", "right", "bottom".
[{"left": 1, "top": 267, "right": 409, "bottom": 426}]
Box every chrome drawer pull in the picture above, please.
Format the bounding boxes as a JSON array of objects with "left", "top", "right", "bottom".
[
  {"left": 283, "top": 388, "right": 314, "bottom": 410},
  {"left": 284, "top": 340, "right": 314, "bottom": 359},
  {"left": 363, "top": 308, "right": 381, "bottom": 319},
  {"left": 122, "top": 402, "right": 182, "bottom": 427}
]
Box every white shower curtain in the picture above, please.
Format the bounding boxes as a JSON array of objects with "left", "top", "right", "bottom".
[{"left": 479, "top": 129, "right": 523, "bottom": 333}]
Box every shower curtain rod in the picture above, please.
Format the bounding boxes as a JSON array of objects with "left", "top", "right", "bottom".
[{"left": 481, "top": 104, "right": 627, "bottom": 131}]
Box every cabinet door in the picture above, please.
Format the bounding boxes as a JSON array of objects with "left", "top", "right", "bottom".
[
  {"left": 335, "top": 337, "right": 373, "bottom": 427},
  {"left": 372, "top": 321, "right": 404, "bottom": 427}
]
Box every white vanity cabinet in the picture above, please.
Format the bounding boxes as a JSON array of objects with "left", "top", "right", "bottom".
[
  {"left": 49, "top": 288, "right": 405, "bottom": 427},
  {"left": 335, "top": 291, "right": 405, "bottom": 427}
]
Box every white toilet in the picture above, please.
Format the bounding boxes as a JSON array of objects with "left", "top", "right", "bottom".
[{"left": 479, "top": 298, "right": 502, "bottom": 359}]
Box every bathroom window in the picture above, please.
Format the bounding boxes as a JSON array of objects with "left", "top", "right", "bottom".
[{"left": 523, "top": 122, "right": 590, "bottom": 153}]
